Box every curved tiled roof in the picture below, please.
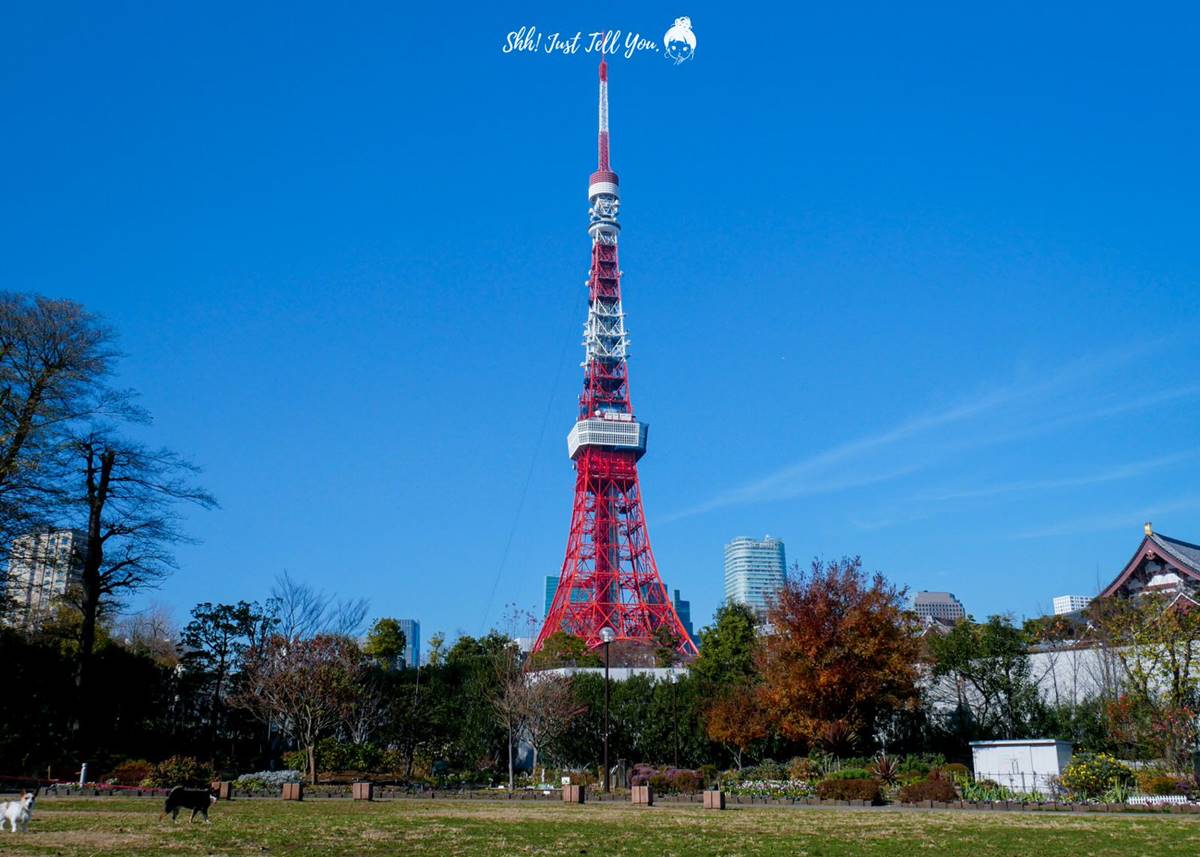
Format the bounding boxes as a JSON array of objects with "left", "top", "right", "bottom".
[
  {"left": 1150, "top": 533, "right": 1200, "bottom": 575},
  {"left": 1100, "top": 531, "right": 1200, "bottom": 598}
]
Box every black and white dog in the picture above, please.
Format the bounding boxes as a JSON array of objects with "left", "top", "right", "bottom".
[
  {"left": 1, "top": 792, "right": 35, "bottom": 832},
  {"left": 162, "top": 786, "right": 217, "bottom": 823}
]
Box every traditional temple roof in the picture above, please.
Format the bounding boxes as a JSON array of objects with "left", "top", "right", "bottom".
[
  {"left": 916, "top": 615, "right": 958, "bottom": 637},
  {"left": 1152, "top": 533, "right": 1200, "bottom": 572},
  {"left": 1099, "top": 523, "right": 1200, "bottom": 598}
]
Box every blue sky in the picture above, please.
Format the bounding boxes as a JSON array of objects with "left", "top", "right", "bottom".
[{"left": 2, "top": 3, "right": 1197, "bottom": 641}]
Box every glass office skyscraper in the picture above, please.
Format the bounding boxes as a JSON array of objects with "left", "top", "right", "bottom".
[
  {"left": 397, "top": 618, "right": 420, "bottom": 668},
  {"left": 723, "top": 536, "right": 787, "bottom": 617}
]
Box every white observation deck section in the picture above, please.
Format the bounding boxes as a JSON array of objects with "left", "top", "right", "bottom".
[{"left": 567, "top": 411, "right": 648, "bottom": 460}]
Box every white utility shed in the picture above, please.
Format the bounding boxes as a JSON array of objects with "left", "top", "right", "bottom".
[{"left": 969, "top": 739, "right": 1072, "bottom": 793}]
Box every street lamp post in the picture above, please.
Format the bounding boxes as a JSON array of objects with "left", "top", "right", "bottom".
[{"left": 599, "top": 626, "right": 616, "bottom": 793}]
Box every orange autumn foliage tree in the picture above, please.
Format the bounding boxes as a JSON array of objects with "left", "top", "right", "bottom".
[
  {"left": 705, "top": 684, "right": 769, "bottom": 770},
  {"left": 758, "top": 557, "right": 920, "bottom": 754}
]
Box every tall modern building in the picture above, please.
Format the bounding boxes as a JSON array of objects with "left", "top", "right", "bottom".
[
  {"left": 543, "top": 575, "right": 557, "bottom": 618},
  {"left": 672, "top": 589, "right": 693, "bottom": 641},
  {"left": 543, "top": 575, "right": 589, "bottom": 620},
  {"left": 724, "top": 536, "right": 787, "bottom": 617},
  {"left": 912, "top": 591, "right": 966, "bottom": 623},
  {"left": 397, "top": 618, "right": 420, "bottom": 669},
  {"left": 1053, "top": 595, "right": 1091, "bottom": 616},
  {"left": 3, "top": 529, "right": 85, "bottom": 627}
]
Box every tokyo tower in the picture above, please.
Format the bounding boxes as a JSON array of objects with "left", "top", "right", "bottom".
[{"left": 533, "top": 51, "right": 698, "bottom": 658}]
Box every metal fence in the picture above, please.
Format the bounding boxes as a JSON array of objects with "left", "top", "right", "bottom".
[{"left": 972, "top": 771, "right": 1059, "bottom": 795}]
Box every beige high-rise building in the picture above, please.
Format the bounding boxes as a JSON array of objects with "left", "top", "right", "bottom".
[{"left": 2, "top": 529, "right": 86, "bottom": 626}]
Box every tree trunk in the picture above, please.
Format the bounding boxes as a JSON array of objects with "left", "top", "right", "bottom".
[
  {"left": 507, "top": 723, "right": 514, "bottom": 791},
  {"left": 209, "top": 667, "right": 225, "bottom": 755},
  {"left": 75, "top": 577, "right": 100, "bottom": 748},
  {"left": 75, "top": 446, "right": 115, "bottom": 752},
  {"left": 308, "top": 743, "right": 317, "bottom": 785},
  {"left": 404, "top": 667, "right": 421, "bottom": 779}
]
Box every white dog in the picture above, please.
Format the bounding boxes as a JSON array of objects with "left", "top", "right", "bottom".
[{"left": 1, "top": 792, "right": 35, "bottom": 833}]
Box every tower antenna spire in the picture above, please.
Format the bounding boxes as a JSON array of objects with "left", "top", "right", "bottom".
[{"left": 597, "top": 32, "right": 610, "bottom": 171}]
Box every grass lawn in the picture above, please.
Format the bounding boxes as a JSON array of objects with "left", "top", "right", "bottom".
[{"left": 4, "top": 796, "right": 1200, "bottom": 856}]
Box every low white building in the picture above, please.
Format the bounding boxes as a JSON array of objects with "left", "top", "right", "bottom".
[
  {"left": 1052, "top": 594, "right": 1091, "bottom": 615},
  {"left": 912, "top": 591, "right": 966, "bottom": 623},
  {"left": 970, "top": 739, "right": 1072, "bottom": 794},
  {"left": 529, "top": 666, "right": 687, "bottom": 683}
]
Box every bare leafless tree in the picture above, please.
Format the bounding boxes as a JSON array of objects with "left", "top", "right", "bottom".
[
  {"left": 328, "top": 598, "right": 370, "bottom": 638},
  {"left": 269, "top": 570, "right": 369, "bottom": 640},
  {"left": 116, "top": 601, "right": 180, "bottom": 666},
  {"left": 0, "top": 295, "right": 131, "bottom": 553},
  {"left": 235, "top": 634, "right": 363, "bottom": 783},
  {"left": 345, "top": 673, "right": 388, "bottom": 746},
  {"left": 62, "top": 430, "right": 216, "bottom": 747},
  {"left": 522, "top": 674, "right": 582, "bottom": 773},
  {"left": 490, "top": 643, "right": 530, "bottom": 791}
]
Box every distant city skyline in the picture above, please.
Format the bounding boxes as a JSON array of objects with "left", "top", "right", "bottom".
[{"left": 672, "top": 588, "right": 693, "bottom": 642}]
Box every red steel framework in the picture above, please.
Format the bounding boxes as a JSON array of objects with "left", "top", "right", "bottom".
[{"left": 533, "top": 51, "right": 697, "bottom": 658}]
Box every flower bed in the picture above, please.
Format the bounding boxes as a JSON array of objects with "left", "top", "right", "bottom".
[{"left": 725, "top": 779, "right": 815, "bottom": 799}]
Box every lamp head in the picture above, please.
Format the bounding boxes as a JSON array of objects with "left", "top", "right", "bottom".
[{"left": 599, "top": 627, "right": 616, "bottom": 644}]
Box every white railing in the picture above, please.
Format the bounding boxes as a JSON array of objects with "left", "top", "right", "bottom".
[{"left": 1128, "top": 794, "right": 1189, "bottom": 806}]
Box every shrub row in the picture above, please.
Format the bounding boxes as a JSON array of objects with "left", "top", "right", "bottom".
[
  {"left": 629, "top": 765, "right": 703, "bottom": 793},
  {"left": 898, "top": 774, "right": 958, "bottom": 803},
  {"left": 105, "top": 755, "right": 214, "bottom": 788},
  {"left": 815, "top": 777, "right": 883, "bottom": 804}
]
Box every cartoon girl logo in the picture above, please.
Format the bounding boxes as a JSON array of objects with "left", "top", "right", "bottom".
[{"left": 663, "top": 17, "right": 696, "bottom": 65}]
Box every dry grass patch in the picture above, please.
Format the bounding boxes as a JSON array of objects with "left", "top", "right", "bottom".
[{"left": 1, "top": 796, "right": 1198, "bottom": 856}]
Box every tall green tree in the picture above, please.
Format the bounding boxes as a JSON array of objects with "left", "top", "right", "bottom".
[
  {"left": 692, "top": 602, "right": 758, "bottom": 690},
  {"left": 440, "top": 632, "right": 512, "bottom": 772},
  {"left": 363, "top": 618, "right": 407, "bottom": 669},
  {"left": 1089, "top": 594, "right": 1200, "bottom": 767},
  {"left": 180, "top": 600, "right": 270, "bottom": 753},
  {"left": 928, "top": 615, "right": 1043, "bottom": 741},
  {"left": 527, "top": 630, "right": 601, "bottom": 669},
  {"left": 692, "top": 602, "right": 766, "bottom": 766}
]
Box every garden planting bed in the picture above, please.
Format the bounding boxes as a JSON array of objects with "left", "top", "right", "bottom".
[{"left": 28, "top": 785, "right": 1200, "bottom": 813}]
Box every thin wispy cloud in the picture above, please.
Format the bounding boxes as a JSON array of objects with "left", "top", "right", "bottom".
[
  {"left": 920, "top": 451, "right": 1199, "bottom": 502},
  {"left": 662, "top": 342, "right": 1196, "bottom": 523},
  {"left": 1012, "top": 496, "right": 1200, "bottom": 540},
  {"left": 850, "top": 508, "right": 938, "bottom": 532},
  {"left": 958, "top": 384, "right": 1200, "bottom": 452}
]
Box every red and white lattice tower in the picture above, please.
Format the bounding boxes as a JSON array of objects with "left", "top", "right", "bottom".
[{"left": 534, "top": 51, "right": 698, "bottom": 658}]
